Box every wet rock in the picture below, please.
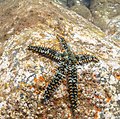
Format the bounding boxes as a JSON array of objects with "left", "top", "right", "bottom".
[
  {"left": 0, "top": 0, "right": 120, "bottom": 119},
  {"left": 106, "top": 15, "right": 120, "bottom": 43},
  {"left": 53, "top": 0, "right": 92, "bottom": 20},
  {"left": 90, "top": 0, "right": 120, "bottom": 31},
  {"left": 81, "top": 0, "right": 91, "bottom": 8},
  {"left": 70, "top": 4, "right": 92, "bottom": 20},
  {"left": 66, "top": 0, "right": 75, "bottom": 7}
]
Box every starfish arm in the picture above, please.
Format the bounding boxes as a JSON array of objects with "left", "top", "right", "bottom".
[
  {"left": 67, "top": 65, "right": 78, "bottom": 115},
  {"left": 28, "top": 45, "right": 62, "bottom": 62},
  {"left": 42, "top": 65, "right": 65, "bottom": 103},
  {"left": 56, "top": 34, "right": 71, "bottom": 53},
  {"left": 75, "top": 54, "right": 99, "bottom": 65}
]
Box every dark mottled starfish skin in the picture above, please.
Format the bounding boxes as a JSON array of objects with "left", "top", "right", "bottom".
[{"left": 28, "top": 34, "right": 99, "bottom": 115}]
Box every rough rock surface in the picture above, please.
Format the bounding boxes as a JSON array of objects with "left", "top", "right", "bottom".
[
  {"left": 0, "top": 0, "right": 120, "bottom": 119},
  {"left": 53, "top": 0, "right": 120, "bottom": 31},
  {"left": 53, "top": 0, "right": 93, "bottom": 21},
  {"left": 70, "top": 4, "right": 92, "bottom": 21},
  {"left": 90, "top": 0, "right": 120, "bottom": 31},
  {"left": 106, "top": 15, "right": 120, "bottom": 40}
]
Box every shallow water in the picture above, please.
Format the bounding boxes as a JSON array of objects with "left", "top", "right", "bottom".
[{"left": 0, "top": 0, "right": 120, "bottom": 119}]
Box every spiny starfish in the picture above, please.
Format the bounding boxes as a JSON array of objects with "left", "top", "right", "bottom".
[{"left": 28, "top": 34, "right": 99, "bottom": 116}]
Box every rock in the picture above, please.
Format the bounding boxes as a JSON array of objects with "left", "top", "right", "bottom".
[
  {"left": 70, "top": 4, "right": 92, "bottom": 20},
  {"left": 0, "top": 0, "right": 120, "bottom": 119},
  {"left": 66, "top": 0, "right": 75, "bottom": 7},
  {"left": 90, "top": 0, "right": 120, "bottom": 31},
  {"left": 53, "top": 0, "right": 92, "bottom": 20},
  {"left": 106, "top": 15, "right": 120, "bottom": 41},
  {"left": 81, "top": 0, "right": 91, "bottom": 8}
]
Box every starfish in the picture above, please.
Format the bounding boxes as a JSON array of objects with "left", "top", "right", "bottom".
[{"left": 28, "top": 34, "right": 99, "bottom": 115}]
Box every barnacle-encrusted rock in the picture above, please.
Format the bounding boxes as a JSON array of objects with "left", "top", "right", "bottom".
[{"left": 0, "top": 0, "right": 120, "bottom": 119}]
